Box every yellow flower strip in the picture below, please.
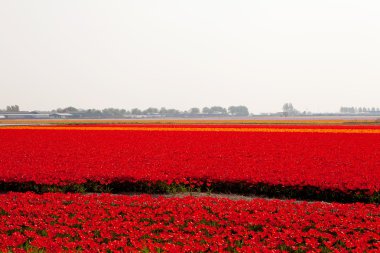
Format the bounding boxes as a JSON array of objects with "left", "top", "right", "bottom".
[{"left": 2, "top": 126, "right": 380, "bottom": 134}]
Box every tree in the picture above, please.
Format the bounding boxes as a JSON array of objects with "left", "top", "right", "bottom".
[
  {"left": 102, "top": 108, "right": 126, "bottom": 117},
  {"left": 159, "top": 107, "right": 167, "bottom": 115},
  {"left": 61, "top": 106, "right": 78, "bottom": 113},
  {"left": 209, "top": 106, "right": 227, "bottom": 115},
  {"left": 282, "top": 103, "right": 289, "bottom": 115},
  {"left": 143, "top": 107, "right": 159, "bottom": 115},
  {"left": 228, "top": 106, "right": 249, "bottom": 116},
  {"left": 86, "top": 109, "right": 102, "bottom": 115},
  {"left": 166, "top": 108, "right": 180, "bottom": 115},
  {"left": 282, "top": 103, "right": 291, "bottom": 116},
  {"left": 131, "top": 108, "right": 142, "bottom": 115},
  {"left": 189, "top": 108, "right": 200, "bottom": 114},
  {"left": 6, "top": 105, "right": 20, "bottom": 112},
  {"left": 282, "top": 103, "right": 298, "bottom": 116},
  {"left": 202, "top": 107, "right": 210, "bottom": 114}
]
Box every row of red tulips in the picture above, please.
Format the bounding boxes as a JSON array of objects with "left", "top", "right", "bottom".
[
  {"left": 1, "top": 127, "right": 379, "bottom": 197},
  {"left": 0, "top": 192, "right": 379, "bottom": 252}
]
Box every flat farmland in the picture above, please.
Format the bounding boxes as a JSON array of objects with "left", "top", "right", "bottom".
[
  {"left": 0, "top": 124, "right": 379, "bottom": 199},
  {"left": 1, "top": 115, "right": 380, "bottom": 126},
  {"left": 0, "top": 123, "right": 379, "bottom": 252}
]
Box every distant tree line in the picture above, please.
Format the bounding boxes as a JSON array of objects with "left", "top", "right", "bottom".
[
  {"left": 340, "top": 107, "right": 380, "bottom": 114},
  {"left": 0, "top": 105, "right": 20, "bottom": 112},
  {"left": 50, "top": 105, "right": 250, "bottom": 117},
  {"left": 5, "top": 104, "right": 379, "bottom": 117}
]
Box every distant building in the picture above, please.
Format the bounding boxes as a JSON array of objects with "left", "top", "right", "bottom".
[
  {"left": 0, "top": 112, "right": 50, "bottom": 119},
  {"left": 49, "top": 113, "right": 73, "bottom": 119}
]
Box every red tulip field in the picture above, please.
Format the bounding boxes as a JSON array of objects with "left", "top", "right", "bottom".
[
  {"left": 0, "top": 124, "right": 379, "bottom": 252},
  {"left": 0, "top": 193, "right": 379, "bottom": 252}
]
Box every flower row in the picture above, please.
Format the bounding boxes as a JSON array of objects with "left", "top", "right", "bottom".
[
  {"left": 1, "top": 126, "right": 379, "bottom": 195},
  {"left": 0, "top": 193, "right": 379, "bottom": 252}
]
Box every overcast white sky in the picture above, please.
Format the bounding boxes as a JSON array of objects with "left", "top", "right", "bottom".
[{"left": 0, "top": 0, "right": 379, "bottom": 113}]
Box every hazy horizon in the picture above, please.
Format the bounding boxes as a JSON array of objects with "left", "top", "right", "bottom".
[{"left": 1, "top": 0, "right": 379, "bottom": 114}]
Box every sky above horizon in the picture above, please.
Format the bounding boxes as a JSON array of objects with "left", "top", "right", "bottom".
[{"left": 0, "top": 0, "right": 379, "bottom": 113}]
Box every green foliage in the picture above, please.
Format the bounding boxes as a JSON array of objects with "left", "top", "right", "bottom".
[{"left": 0, "top": 180, "right": 378, "bottom": 203}]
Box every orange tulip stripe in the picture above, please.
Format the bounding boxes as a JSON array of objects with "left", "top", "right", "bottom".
[{"left": 2, "top": 125, "right": 380, "bottom": 134}]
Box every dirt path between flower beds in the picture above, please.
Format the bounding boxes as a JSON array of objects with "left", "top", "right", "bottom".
[
  {"left": 106, "top": 192, "right": 311, "bottom": 202},
  {"left": 159, "top": 192, "right": 276, "bottom": 201},
  {"left": 0, "top": 191, "right": 315, "bottom": 202}
]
